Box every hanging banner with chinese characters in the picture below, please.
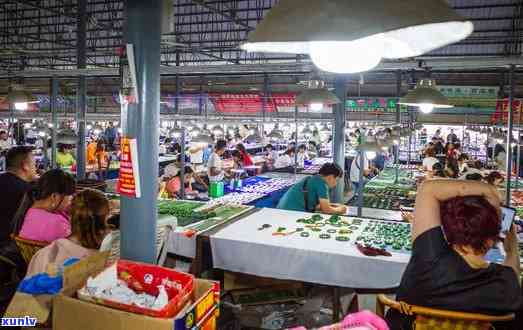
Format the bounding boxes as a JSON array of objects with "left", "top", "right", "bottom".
[
  {"left": 117, "top": 137, "right": 141, "bottom": 198},
  {"left": 345, "top": 98, "right": 406, "bottom": 113},
  {"left": 491, "top": 99, "right": 523, "bottom": 124}
]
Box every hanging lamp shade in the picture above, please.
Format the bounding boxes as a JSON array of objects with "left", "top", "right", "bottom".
[
  {"left": 399, "top": 79, "right": 453, "bottom": 113},
  {"left": 192, "top": 132, "right": 214, "bottom": 144},
  {"left": 7, "top": 84, "right": 39, "bottom": 110},
  {"left": 56, "top": 128, "right": 78, "bottom": 144},
  {"left": 320, "top": 123, "right": 331, "bottom": 132},
  {"left": 189, "top": 126, "right": 201, "bottom": 137},
  {"left": 296, "top": 80, "right": 340, "bottom": 109},
  {"left": 241, "top": 0, "right": 472, "bottom": 73},
  {"left": 301, "top": 126, "right": 313, "bottom": 137},
  {"left": 245, "top": 128, "right": 262, "bottom": 143},
  {"left": 267, "top": 128, "right": 284, "bottom": 139},
  {"left": 211, "top": 125, "right": 224, "bottom": 136}
]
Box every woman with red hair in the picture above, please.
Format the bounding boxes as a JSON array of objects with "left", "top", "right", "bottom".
[{"left": 387, "top": 180, "right": 522, "bottom": 329}]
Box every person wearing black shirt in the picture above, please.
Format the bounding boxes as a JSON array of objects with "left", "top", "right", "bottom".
[
  {"left": 446, "top": 128, "right": 459, "bottom": 144},
  {"left": 0, "top": 146, "right": 37, "bottom": 247},
  {"left": 387, "top": 180, "right": 522, "bottom": 329}
]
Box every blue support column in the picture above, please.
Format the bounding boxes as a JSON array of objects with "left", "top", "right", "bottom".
[
  {"left": 76, "top": 0, "right": 87, "bottom": 179},
  {"left": 333, "top": 75, "right": 347, "bottom": 203},
  {"left": 505, "top": 65, "right": 515, "bottom": 206},
  {"left": 175, "top": 75, "right": 180, "bottom": 115},
  {"left": 120, "top": 0, "right": 162, "bottom": 263},
  {"left": 50, "top": 77, "right": 58, "bottom": 168}
]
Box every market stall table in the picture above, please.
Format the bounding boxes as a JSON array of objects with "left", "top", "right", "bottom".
[
  {"left": 163, "top": 200, "right": 255, "bottom": 259},
  {"left": 346, "top": 207, "right": 403, "bottom": 222},
  {"left": 210, "top": 208, "right": 411, "bottom": 289}
]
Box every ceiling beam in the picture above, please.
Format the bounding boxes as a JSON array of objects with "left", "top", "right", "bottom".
[{"left": 190, "top": 0, "right": 254, "bottom": 31}]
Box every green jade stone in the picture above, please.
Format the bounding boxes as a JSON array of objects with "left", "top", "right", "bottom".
[{"left": 311, "top": 214, "right": 323, "bottom": 222}]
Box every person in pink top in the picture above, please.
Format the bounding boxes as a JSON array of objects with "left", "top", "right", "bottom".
[
  {"left": 18, "top": 169, "right": 76, "bottom": 243},
  {"left": 166, "top": 166, "right": 196, "bottom": 198},
  {"left": 26, "top": 188, "right": 110, "bottom": 276}
]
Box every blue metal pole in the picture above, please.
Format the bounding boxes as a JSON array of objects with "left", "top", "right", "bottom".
[
  {"left": 333, "top": 75, "right": 347, "bottom": 204},
  {"left": 51, "top": 77, "right": 58, "bottom": 168},
  {"left": 175, "top": 75, "right": 180, "bottom": 115},
  {"left": 180, "top": 128, "right": 186, "bottom": 199},
  {"left": 120, "top": 0, "right": 162, "bottom": 263},
  {"left": 357, "top": 150, "right": 364, "bottom": 217},
  {"left": 76, "top": 0, "right": 87, "bottom": 180},
  {"left": 505, "top": 65, "right": 515, "bottom": 206}
]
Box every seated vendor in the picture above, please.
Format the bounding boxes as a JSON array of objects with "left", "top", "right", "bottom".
[
  {"left": 277, "top": 163, "right": 347, "bottom": 215},
  {"left": 166, "top": 166, "right": 196, "bottom": 198},
  {"left": 207, "top": 139, "right": 231, "bottom": 183},
  {"left": 162, "top": 154, "right": 208, "bottom": 192},
  {"left": 274, "top": 147, "right": 295, "bottom": 169},
  {"left": 386, "top": 180, "right": 522, "bottom": 329},
  {"left": 18, "top": 169, "right": 76, "bottom": 243},
  {"left": 265, "top": 144, "right": 279, "bottom": 170},
  {"left": 25, "top": 189, "right": 110, "bottom": 276},
  {"left": 56, "top": 144, "right": 76, "bottom": 169}
]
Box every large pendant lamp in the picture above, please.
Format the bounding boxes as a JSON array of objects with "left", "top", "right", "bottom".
[
  {"left": 245, "top": 127, "right": 263, "bottom": 143},
  {"left": 241, "top": 0, "right": 473, "bottom": 73},
  {"left": 399, "top": 79, "right": 453, "bottom": 114},
  {"left": 296, "top": 79, "right": 340, "bottom": 111},
  {"left": 7, "top": 84, "right": 39, "bottom": 110},
  {"left": 56, "top": 128, "right": 78, "bottom": 144}
]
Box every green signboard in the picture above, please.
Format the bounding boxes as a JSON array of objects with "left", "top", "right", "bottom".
[{"left": 345, "top": 98, "right": 407, "bottom": 113}]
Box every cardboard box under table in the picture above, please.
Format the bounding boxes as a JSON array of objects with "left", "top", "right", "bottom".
[
  {"left": 54, "top": 278, "right": 219, "bottom": 330},
  {"left": 5, "top": 251, "right": 110, "bottom": 325}
]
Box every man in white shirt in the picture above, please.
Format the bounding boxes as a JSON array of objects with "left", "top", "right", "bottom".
[
  {"left": 274, "top": 148, "right": 295, "bottom": 169},
  {"left": 296, "top": 144, "right": 309, "bottom": 168},
  {"left": 0, "top": 130, "right": 11, "bottom": 150},
  {"left": 265, "top": 144, "right": 280, "bottom": 169},
  {"left": 208, "top": 139, "right": 228, "bottom": 182},
  {"left": 350, "top": 153, "right": 371, "bottom": 192},
  {"left": 422, "top": 148, "right": 439, "bottom": 171}
]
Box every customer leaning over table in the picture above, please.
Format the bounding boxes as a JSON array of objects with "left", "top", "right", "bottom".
[
  {"left": 386, "top": 180, "right": 522, "bottom": 330},
  {"left": 278, "top": 163, "right": 347, "bottom": 215}
]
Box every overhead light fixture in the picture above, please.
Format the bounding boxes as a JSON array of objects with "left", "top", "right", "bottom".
[
  {"left": 267, "top": 128, "right": 284, "bottom": 139},
  {"left": 189, "top": 126, "right": 201, "bottom": 137},
  {"left": 241, "top": 0, "right": 473, "bottom": 73},
  {"left": 398, "top": 79, "right": 453, "bottom": 114},
  {"left": 245, "top": 127, "right": 263, "bottom": 143},
  {"left": 192, "top": 132, "right": 214, "bottom": 144},
  {"left": 7, "top": 84, "right": 39, "bottom": 110},
  {"left": 301, "top": 126, "right": 313, "bottom": 137},
  {"left": 56, "top": 128, "right": 78, "bottom": 144},
  {"left": 320, "top": 123, "right": 330, "bottom": 133},
  {"left": 296, "top": 79, "right": 340, "bottom": 110},
  {"left": 212, "top": 125, "right": 224, "bottom": 136},
  {"left": 169, "top": 126, "right": 184, "bottom": 139}
]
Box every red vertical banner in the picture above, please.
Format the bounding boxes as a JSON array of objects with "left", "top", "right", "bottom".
[
  {"left": 492, "top": 99, "right": 522, "bottom": 123},
  {"left": 117, "top": 137, "right": 141, "bottom": 198}
]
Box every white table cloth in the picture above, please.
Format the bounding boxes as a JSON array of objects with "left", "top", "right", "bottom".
[
  {"left": 211, "top": 208, "right": 410, "bottom": 289},
  {"left": 347, "top": 206, "right": 403, "bottom": 222}
]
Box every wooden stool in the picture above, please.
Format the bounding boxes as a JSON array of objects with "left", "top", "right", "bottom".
[
  {"left": 12, "top": 235, "right": 48, "bottom": 265},
  {"left": 377, "top": 294, "right": 515, "bottom": 330}
]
